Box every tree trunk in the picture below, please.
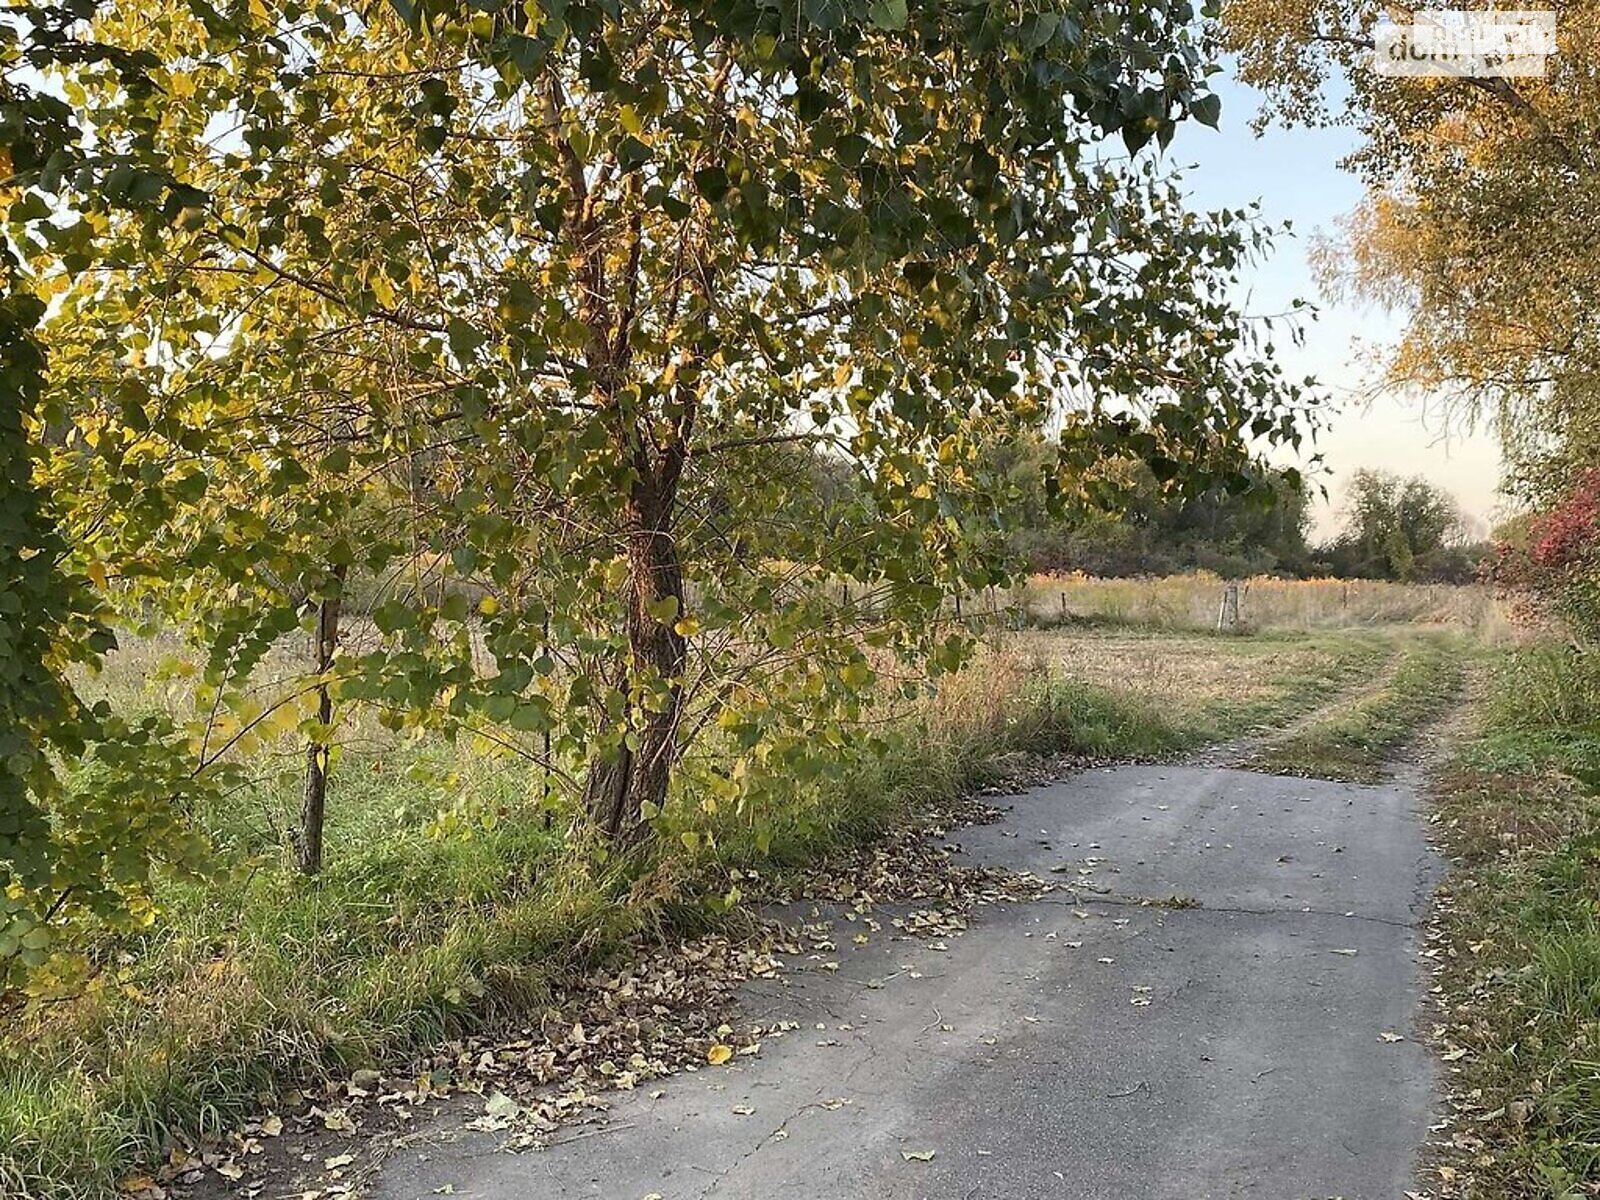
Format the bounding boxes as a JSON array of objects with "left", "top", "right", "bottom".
[
  {"left": 583, "top": 489, "right": 687, "bottom": 840},
  {"left": 297, "top": 568, "right": 344, "bottom": 875}
]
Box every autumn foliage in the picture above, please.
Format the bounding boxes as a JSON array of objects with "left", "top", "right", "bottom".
[{"left": 1492, "top": 469, "right": 1600, "bottom": 639}]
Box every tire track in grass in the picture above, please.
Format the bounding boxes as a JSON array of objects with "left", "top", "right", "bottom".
[
  {"left": 1238, "top": 635, "right": 1466, "bottom": 783},
  {"left": 1193, "top": 634, "right": 1404, "bottom": 768}
]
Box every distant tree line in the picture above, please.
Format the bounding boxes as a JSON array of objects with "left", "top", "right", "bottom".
[
  {"left": 1314, "top": 470, "right": 1489, "bottom": 584},
  {"left": 977, "top": 438, "right": 1489, "bottom": 582}
]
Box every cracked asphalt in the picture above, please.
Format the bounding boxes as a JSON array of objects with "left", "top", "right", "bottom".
[{"left": 369, "top": 765, "right": 1441, "bottom": 1200}]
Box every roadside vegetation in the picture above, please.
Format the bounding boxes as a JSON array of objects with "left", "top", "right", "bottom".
[{"left": 1429, "top": 645, "right": 1600, "bottom": 1196}]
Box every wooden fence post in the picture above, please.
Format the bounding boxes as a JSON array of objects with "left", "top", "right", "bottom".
[{"left": 1216, "top": 583, "right": 1240, "bottom": 632}]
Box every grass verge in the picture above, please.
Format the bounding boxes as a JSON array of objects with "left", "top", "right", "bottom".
[{"left": 1428, "top": 643, "right": 1600, "bottom": 1197}]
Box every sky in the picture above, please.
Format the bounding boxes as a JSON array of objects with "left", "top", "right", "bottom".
[{"left": 1165, "top": 71, "right": 1505, "bottom": 541}]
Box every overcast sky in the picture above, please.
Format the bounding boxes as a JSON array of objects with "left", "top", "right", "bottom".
[{"left": 1167, "top": 70, "right": 1504, "bottom": 541}]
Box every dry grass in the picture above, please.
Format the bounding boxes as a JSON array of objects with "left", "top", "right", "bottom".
[
  {"left": 1008, "top": 625, "right": 1391, "bottom": 736},
  {"left": 1011, "top": 572, "right": 1510, "bottom": 635}
]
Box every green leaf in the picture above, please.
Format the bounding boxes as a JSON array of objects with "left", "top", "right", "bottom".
[
  {"left": 802, "top": 0, "right": 847, "bottom": 31},
  {"left": 866, "top": 0, "right": 908, "bottom": 31}
]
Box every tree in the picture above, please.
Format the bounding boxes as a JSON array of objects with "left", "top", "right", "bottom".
[
  {"left": 1319, "top": 469, "right": 1479, "bottom": 581},
  {"left": 1219, "top": 0, "right": 1600, "bottom": 506},
  {"left": 994, "top": 434, "right": 1313, "bottom": 577},
  {"left": 1, "top": 3, "right": 217, "bottom": 996},
  {"left": 23, "top": 0, "right": 1314, "bottom": 911},
  {"left": 1492, "top": 469, "right": 1600, "bottom": 640}
]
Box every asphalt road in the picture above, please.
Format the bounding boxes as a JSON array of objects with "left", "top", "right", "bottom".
[{"left": 370, "top": 764, "right": 1442, "bottom": 1200}]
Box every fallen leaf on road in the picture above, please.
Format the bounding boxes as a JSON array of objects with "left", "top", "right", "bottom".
[
  {"left": 1330, "top": 948, "right": 1359, "bottom": 956},
  {"left": 732, "top": 1105, "right": 754, "bottom": 1115},
  {"left": 319, "top": 1107, "right": 356, "bottom": 1133},
  {"left": 901, "top": 1150, "right": 936, "bottom": 1162},
  {"left": 323, "top": 1155, "right": 354, "bottom": 1171},
  {"left": 1379, "top": 1032, "right": 1406, "bottom": 1043},
  {"left": 483, "top": 1093, "right": 520, "bottom": 1119},
  {"left": 706, "top": 1044, "right": 734, "bottom": 1065}
]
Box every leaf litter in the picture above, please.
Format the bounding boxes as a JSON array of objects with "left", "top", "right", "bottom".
[{"left": 169, "top": 793, "right": 1069, "bottom": 1199}]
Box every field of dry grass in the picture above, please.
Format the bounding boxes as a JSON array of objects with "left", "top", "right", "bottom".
[
  {"left": 1007, "top": 625, "right": 1393, "bottom": 739},
  {"left": 1011, "top": 571, "right": 1508, "bottom": 635}
]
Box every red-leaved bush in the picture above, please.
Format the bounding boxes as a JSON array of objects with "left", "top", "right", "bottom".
[{"left": 1494, "top": 469, "right": 1600, "bottom": 640}]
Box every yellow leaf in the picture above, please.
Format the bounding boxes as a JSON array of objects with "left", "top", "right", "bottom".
[{"left": 706, "top": 1043, "right": 733, "bottom": 1065}]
